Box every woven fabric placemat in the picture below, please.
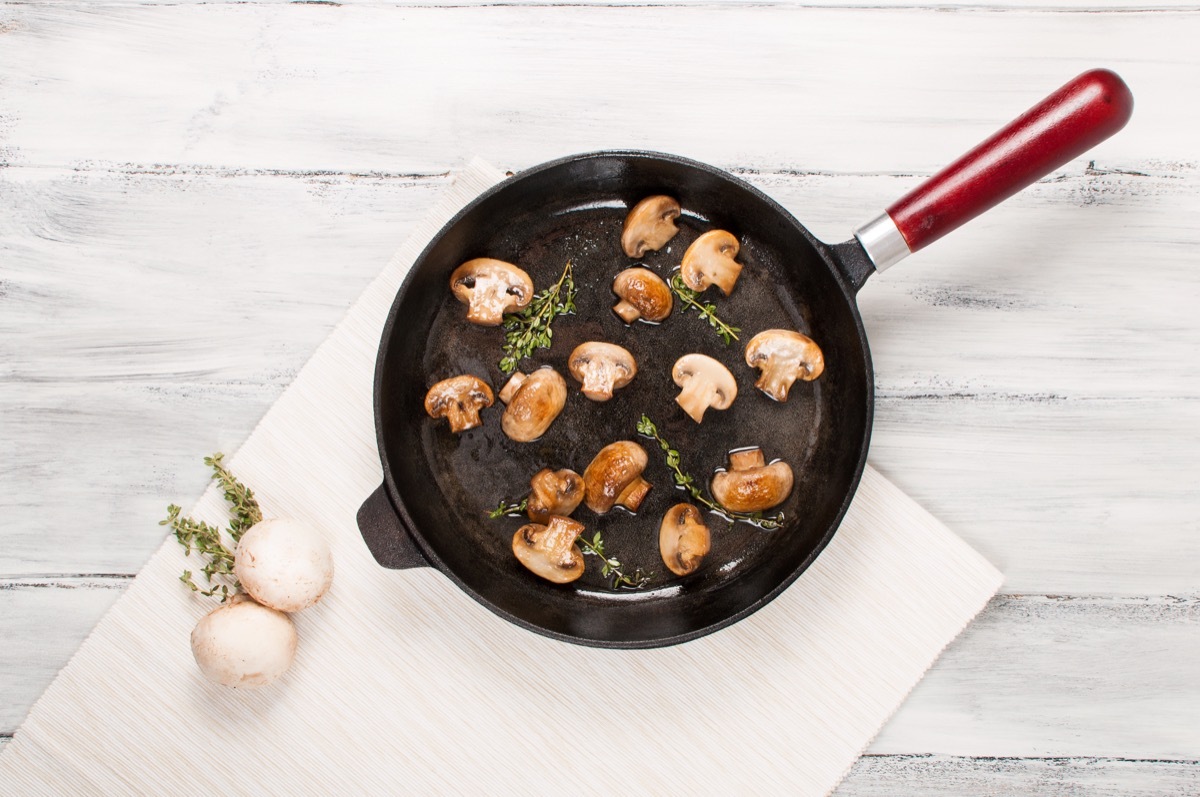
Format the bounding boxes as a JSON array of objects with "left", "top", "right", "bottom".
[{"left": 0, "top": 160, "right": 1002, "bottom": 796}]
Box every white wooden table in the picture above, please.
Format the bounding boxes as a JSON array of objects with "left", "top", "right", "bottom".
[{"left": 2, "top": 1, "right": 1198, "bottom": 792}]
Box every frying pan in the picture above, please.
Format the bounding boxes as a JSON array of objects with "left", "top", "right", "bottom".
[{"left": 357, "top": 69, "right": 1132, "bottom": 648}]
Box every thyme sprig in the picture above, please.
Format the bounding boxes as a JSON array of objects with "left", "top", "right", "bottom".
[
  {"left": 487, "top": 496, "right": 529, "bottom": 519},
  {"left": 636, "top": 414, "right": 785, "bottom": 530},
  {"left": 669, "top": 272, "right": 740, "bottom": 345},
  {"left": 576, "top": 531, "right": 654, "bottom": 590},
  {"left": 499, "top": 261, "right": 577, "bottom": 373},
  {"left": 162, "top": 453, "right": 263, "bottom": 601}
]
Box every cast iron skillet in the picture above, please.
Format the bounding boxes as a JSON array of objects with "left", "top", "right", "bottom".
[{"left": 358, "top": 70, "right": 1132, "bottom": 648}]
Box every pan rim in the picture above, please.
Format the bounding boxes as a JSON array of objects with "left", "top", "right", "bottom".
[{"left": 372, "top": 149, "right": 875, "bottom": 648}]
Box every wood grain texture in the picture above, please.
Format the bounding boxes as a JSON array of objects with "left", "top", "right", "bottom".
[
  {"left": 3, "top": 165, "right": 1197, "bottom": 591},
  {"left": 840, "top": 755, "right": 1200, "bottom": 795},
  {"left": 0, "top": 6, "right": 1191, "bottom": 175},
  {"left": 2, "top": 0, "right": 1198, "bottom": 787}
]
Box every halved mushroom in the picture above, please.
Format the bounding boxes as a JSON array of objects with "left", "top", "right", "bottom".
[
  {"left": 583, "top": 441, "right": 652, "bottom": 514},
  {"left": 423, "top": 375, "right": 495, "bottom": 433},
  {"left": 449, "top": 258, "right": 534, "bottom": 326},
  {"left": 612, "top": 267, "right": 673, "bottom": 324},
  {"left": 568, "top": 342, "right": 637, "bottom": 402},
  {"left": 499, "top": 367, "right": 567, "bottom": 442},
  {"left": 711, "top": 448, "right": 794, "bottom": 513},
  {"left": 621, "top": 195, "right": 681, "bottom": 258},
  {"left": 512, "top": 515, "right": 586, "bottom": 584},
  {"left": 659, "top": 504, "right": 711, "bottom": 577},
  {"left": 680, "top": 230, "right": 743, "bottom": 296},
  {"left": 672, "top": 354, "right": 738, "bottom": 423},
  {"left": 527, "top": 468, "right": 585, "bottom": 524},
  {"left": 745, "top": 329, "right": 825, "bottom": 402}
]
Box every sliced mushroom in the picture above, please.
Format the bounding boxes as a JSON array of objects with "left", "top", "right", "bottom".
[
  {"left": 621, "top": 195, "right": 681, "bottom": 258},
  {"left": 680, "top": 230, "right": 743, "bottom": 295},
  {"left": 512, "top": 515, "right": 586, "bottom": 584},
  {"left": 659, "top": 504, "right": 711, "bottom": 577},
  {"left": 568, "top": 342, "right": 637, "bottom": 402},
  {"left": 449, "top": 258, "right": 534, "bottom": 326},
  {"left": 583, "top": 441, "right": 652, "bottom": 514},
  {"left": 527, "top": 468, "right": 585, "bottom": 524},
  {"left": 424, "top": 375, "right": 495, "bottom": 433},
  {"left": 499, "top": 367, "right": 567, "bottom": 442},
  {"left": 672, "top": 354, "right": 738, "bottom": 423},
  {"left": 745, "top": 329, "right": 825, "bottom": 402},
  {"left": 612, "top": 267, "right": 673, "bottom": 324},
  {"left": 710, "top": 447, "right": 794, "bottom": 513}
]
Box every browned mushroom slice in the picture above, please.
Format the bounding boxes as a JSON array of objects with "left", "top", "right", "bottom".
[
  {"left": 672, "top": 354, "right": 737, "bottom": 423},
  {"left": 745, "top": 329, "right": 825, "bottom": 402},
  {"left": 526, "top": 468, "right": 585, "bottom": 524},
  {"left": 423, "top": 375, "right": 494, "bottom": 433},
  {"left": 659, "top": 504, "right": 711, "bottom": 577},
  {"left": 711, "top": 447, "right": 794, "bottom": 513},
  {"left": 568, "top": 342, "right": 637, "bottom": 402},
  {"left": 512, "top": 515, "right": 586, "bottom": 584},
  {"left": 680, "top": 230, "right": 743, "bottom": 296},
  {"left": 499, "top": 367, "right": 567, "bottom": 442},
  {"left": 612, "top": 267, "right": 673, "bottom": 324},
  {"left": 583, "top": 441, "right": 652, "bottom": 514},
  {"left": 621, "top": 195, "right": 681, "bottom": 258},
  {"left": 449, "top": 258, "right": 534, "bottom": 326}
]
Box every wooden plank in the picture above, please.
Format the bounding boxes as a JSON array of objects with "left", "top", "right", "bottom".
[
  {"left": 839, "top": 755, "right": 1200, "bottom": 796},
  {"left": 2, "top": 166, "right": 1198, "bottom": 591},
  {"left": 3, "top": 163, "right": 1196, "bottom": 399},
  {"left": 2, "top": 584, "right": 1197, "bottom": 759},
  {"left": 0, "top": 6, "right": 1189, "bottom": 175},
  {"left": 0, "top": 579, "right": 125, "bottom": 733}
]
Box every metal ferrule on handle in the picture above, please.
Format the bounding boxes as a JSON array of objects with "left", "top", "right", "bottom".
[{"left": 853, "top": 212, "right": 911, "bottom": 272}]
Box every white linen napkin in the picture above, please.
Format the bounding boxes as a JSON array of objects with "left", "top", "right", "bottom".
[{"left": 0, "top": 159, "right": 1002, "bottom": 796}]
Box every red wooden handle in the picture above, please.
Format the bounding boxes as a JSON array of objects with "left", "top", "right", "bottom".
[{"left": 887, "top": 69, "right": 1133, "bottom": 253}]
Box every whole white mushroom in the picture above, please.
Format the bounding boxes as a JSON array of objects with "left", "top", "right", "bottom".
[
  {"left": 234, "top": 517, "right": 334, "bottom": 613},
  {"left": 191, "top": 596, "right": 297, "bottom": 688}
]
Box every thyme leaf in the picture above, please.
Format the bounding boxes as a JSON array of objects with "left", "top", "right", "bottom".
[
  {"left": 487, "top": 496, "right": 529, "bottom": 519},
  {"left": 636, "top": 414, "right": 785, "bottom": 530},
  {"left": 163, "top": 453, "right": 264, "bottom": 601},
  {"left": 669, "top": 272, "right": 740, "bottom": 345},
  {"left": 576, "top": 531, "right": 653, "bottom": 590},
  {"left": 499, "top": 261, "right": 577, "bottom": 373}
]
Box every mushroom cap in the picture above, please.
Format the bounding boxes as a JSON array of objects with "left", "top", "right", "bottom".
[
  {"left": 612, "top": 267, "right": 673, "bottom": 324},
  {"left": 568, "top": 342, "right": 638, "bottom": 402},
  {"left": 234, "top": 517, "right": 334, "bottom": 613},
  {"left": 512, "top": 515, "right": 586, "bottom": 584},
  {"left": 711, "top": 447, "right": 794, "bottom": 513},
  {"left": 659, "top": 504, "right": 712, "bottom": 577},
  {"left": 499, "top": 367, "right": 568, "bottom": 442},
  {"left": 744, "top": 329, "right": 825, "bottom": 402},
  {"left": 527, "top": 467, "right": 585, "bottom": 524},
  {"left": 424, "top": 375, "right": 495, "bottom": 433},
  {"left": 190, "top": 596, "right": 298, "bottom": 688},
  {"left": 621, "top": 195, "right": 682, "bottom": 258},
  {"left": 449, "top": 258, "right": 534, "bottom": 326},
  {"left": 583, "top": 441, "right": 651, "bottom": 514},
  {"left": 671, "top": 353, "right": 738, "bottom": 423},
  {"left": 680, "top": 230, "right": 743, "bottom": 296}
]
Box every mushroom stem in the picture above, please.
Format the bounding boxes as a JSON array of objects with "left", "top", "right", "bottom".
[
  {"left": 757, "top": 370, "right": 796, "bottom": 403},
  {"left": 577, "top": 362, "right": 618, "bottom": 401},
  {"left": 499, "top": 372, "right": 527, "bottom": 404},
  {"left": 615, "top": 476, "right": 652, "bottom": 512},
  {"left": 613, "top": 298, "right": 642, "bottom": 324},
  {"left": 676, "top": 379, "right": 718, "bottom": 424},
  {"left": 728, "top": 448, "right": 766, "bottom": 471}
]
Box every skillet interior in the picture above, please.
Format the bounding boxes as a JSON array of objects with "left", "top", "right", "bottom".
[{"left": 377, "top": 152, "right": 872, "bottom": 647}]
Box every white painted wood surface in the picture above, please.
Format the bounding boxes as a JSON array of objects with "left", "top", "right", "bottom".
[{"left": 1, "top": 0, "right": 1197, "bottom": 793}]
